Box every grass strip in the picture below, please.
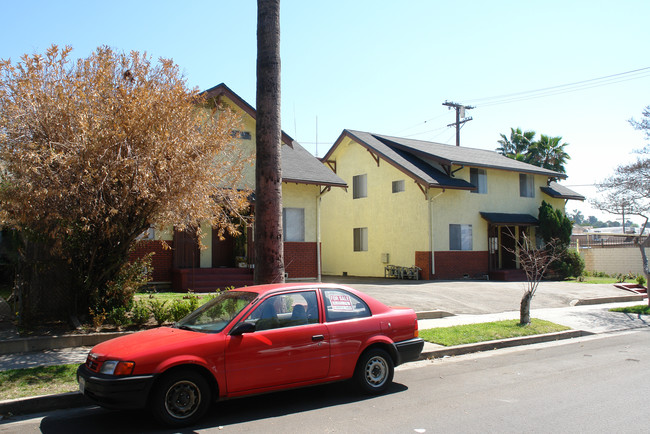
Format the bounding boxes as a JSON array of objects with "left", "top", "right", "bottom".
[
  {"left": 420, "top": 319, "right": 570, "bottom": 347},
  {"left": 0, "top": 364, "right": 79, "bottom": 401},
  {"left": 610, "top": 305, "right": 650, "bottom": 315}
]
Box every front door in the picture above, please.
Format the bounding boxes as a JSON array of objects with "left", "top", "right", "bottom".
[
  {"left": 224, "top": 290, "right": 329, "bottom": 393},
  {"left": 212, "top": 229, "right": 235, "bottom": 268},
  {"left": 173, "top": 228, "right": 199, "bottom": 268},
  {"left": 500, "top": 226, "right": 517, "bottom": 269}
]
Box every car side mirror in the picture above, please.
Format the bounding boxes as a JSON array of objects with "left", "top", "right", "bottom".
[{"left": 230, "top": 322, "right": 256, "bottom": 336}]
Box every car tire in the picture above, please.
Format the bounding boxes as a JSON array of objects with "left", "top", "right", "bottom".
[
  {"left": 150, "top": 369, "right": 212, "bottom": 427},
  {"left": 354, "top": 348, "right": 394, "bottom": 394}
]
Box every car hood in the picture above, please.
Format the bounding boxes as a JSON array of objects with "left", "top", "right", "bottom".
[{"left": 89, "top": 327, "right": 214, "bottom": 360}]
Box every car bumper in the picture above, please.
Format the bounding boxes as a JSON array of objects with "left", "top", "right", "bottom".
[
  {"left": 394, "top": 338, "right": 424, "bottom": 365},
  {"left": 77, "top": 364, "right": 156, "bottom": 410}
]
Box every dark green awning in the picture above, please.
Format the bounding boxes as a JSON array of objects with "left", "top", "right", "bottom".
[{"left": 480, "top": 212, "right": 539, "bottom": 226}]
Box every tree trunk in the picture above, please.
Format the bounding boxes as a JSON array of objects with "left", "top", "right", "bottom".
[
  {"left": 638, "top": 239, "right": 650, "bottom": 307},
  {"left": 254, "top": 0, "right": 285, "bottom": 284},
  {"left": 520, "top": 291, "right": 533, "bottom": 325}
]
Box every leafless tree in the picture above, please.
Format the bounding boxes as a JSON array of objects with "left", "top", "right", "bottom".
[{"left": 505, "top": 230, "right": 563, "bottom": 325}]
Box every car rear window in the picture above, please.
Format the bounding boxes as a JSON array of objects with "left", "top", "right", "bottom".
[{"left": 322, "top": 289, "right": 371, "bottom": 322}]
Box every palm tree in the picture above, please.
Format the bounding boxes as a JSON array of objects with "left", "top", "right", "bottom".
[
  {"left": 254, "top": 0, "right": 285, "bottom": 284},
  {"left": 496, "top": 127, "right": 536, "bottom": 161},
  {"left": 528, "top": 134, "right": 570, "bottom": 174}
]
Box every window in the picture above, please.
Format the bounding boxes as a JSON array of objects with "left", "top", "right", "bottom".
[
  {"left": 282, "top": 208, "right": 305, "bottom": 242},
  {"left": 519, "top": 174, "right": 534, "bottom": 197},
  {"left": 353, "top": 174, "right": 367, "bottom": 199},
  {"left": 323, "top": 289, "right": 371, "bottom": 322},
  {"left": 449, "top": 224, "right": 472, "bottom": 250},
  {"left": 392, "top": 179, "right": 405, "bottom": 193},
  {"left": 247, "top": 291, "right": 319, "bottom": 330},
  {"left": 230, "top": 130, "right": 252, "bottom": 140},
  {"left": 353, "top": 227, "right": 368, "bottom": 252},
  {"left": 470, "top": 168, "right": 487, "bottom": 194}
]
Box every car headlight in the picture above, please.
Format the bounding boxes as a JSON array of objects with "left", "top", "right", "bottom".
[{"left": 99, "top": 360, "right": 135, "bottom": 376}]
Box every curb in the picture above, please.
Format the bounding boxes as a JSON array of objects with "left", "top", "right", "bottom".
[
  {"left": 0, "top": 391, "right": 90, "bottom": 418},
  {"left": 570, "top": 295, "right": 645, "bottom": 306},
  {"left": 420, "top": 329, "right": 592, "bottom": 359},
  {"left": 0, "top": 332, "right": 131, "bottom": 356},
  {"left": 0, "top": 330, "right": 593, "bottom": 418}
]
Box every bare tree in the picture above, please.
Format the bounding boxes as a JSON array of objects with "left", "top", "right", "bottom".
[
  {"left": 254, "top": 0, "right": 285, "bottom": 284},
  {"left": 593, "top": 106, "right": 650, "bottom": 306},
  {"left": 505, "top": 230, "right": 563, "bottom": 325}
]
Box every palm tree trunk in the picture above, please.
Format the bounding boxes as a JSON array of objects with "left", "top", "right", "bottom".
[{"left": 254, "top": 0, "right": 285, "bottom": 284}]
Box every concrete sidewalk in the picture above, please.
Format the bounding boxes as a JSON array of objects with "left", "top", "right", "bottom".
[{"left": 0, "top": 279, "right": 648, "bottom": 418}]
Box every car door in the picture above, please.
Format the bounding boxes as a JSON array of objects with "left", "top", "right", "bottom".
[{"left": 224, "top": 290, "right": 330, "bottom": 393}]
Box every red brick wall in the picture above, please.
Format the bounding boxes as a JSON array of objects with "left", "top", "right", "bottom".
[
  {"left": 415, "top": 251, "right": 432, "bottom": 280},
  {"left": 284, "top": 242, "right": 318, "bottom": 279},
  {"left": 432, "top": 251, "right": 489, "bottom": 279},
  {"left": 129, "top": 240, "right": 174, "bottom": 283}
]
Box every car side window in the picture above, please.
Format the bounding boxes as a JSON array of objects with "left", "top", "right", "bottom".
[
  {"left": 247, "top": 291, "right": 319, "bottom": 331},
  {"left": 322, "top": 289, "right": 371, "bottom": 322}
]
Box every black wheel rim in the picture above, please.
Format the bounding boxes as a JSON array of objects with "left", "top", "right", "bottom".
[{"left": 164, "top": 379, "right": 201, "bottom": 420}]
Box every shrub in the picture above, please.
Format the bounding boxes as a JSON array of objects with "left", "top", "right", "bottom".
[
  {"left": 169, "top": 299, "right": 192, "bottom": 322},
  {"left": 556, "top": 249, "right": 585, "bottom": 279},
  {"left": 95, "top": 253, "right": 153, "bottom": 315},
  {"left": 636, "top": 274, "right": 647, "bottom": 287},
  {"left": 148, "top": 299, "right": 171, "bottom": 326},
  {"left": 107, "top": 306, "right": 129, "bottom": 329},
  {"left": 130, "top": 300, "right": 150, "bottom": 326}
]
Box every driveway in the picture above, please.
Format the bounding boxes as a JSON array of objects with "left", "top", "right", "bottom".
[{"left": 321, "top": 276, "right": 636, "bottom": 315}]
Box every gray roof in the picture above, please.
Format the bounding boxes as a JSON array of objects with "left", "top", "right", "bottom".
[
  {"left": 540, "top": 181, "right": 585, "bottom": 201},
  {"left": 335, "top": 130, "right": 476, "bottom": 190},
  {"left": 282, "top": 141, "right": 347, "bottom": 188},
  {"left": 324, "top": 130, "right": 568, "bottom": 190}
]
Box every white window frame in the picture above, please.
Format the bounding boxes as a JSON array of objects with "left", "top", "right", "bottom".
[
  {"left": 470, "top": 168, "right": 487, "bottom": 194},
  {"left": 353, "top": 227, "right": 368, "bottom": 252},
  {"left": 353, "top": 174, "right": 367, "bottom": 199},
  {"left": 449, "top": 224, "right": 472, "bottom": 251},
  {"left": 392, "top": 179, "right": 405, "bottom": 193},
  {"left": 519, "top": 173, "right": 534, "bottom": 198},
  {"left": 282, "top": 208, "right": 305, "bottom": 242}
]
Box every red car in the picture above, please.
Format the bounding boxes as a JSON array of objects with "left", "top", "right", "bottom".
[{"left": 77, "top": 283, "right": 424, "bottom": 427}]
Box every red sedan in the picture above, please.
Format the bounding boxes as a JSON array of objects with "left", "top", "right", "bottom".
[{"left": 77, "top": 283, "right": 424, "bottom": 427}]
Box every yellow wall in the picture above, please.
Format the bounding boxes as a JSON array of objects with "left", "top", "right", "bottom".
[{"left": 321, "top": 136, "right": 569, "bottom": 277}]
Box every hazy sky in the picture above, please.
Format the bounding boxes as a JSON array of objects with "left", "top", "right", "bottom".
[{"left": 2, "top": 0, "right": 649, "bottom": 222}]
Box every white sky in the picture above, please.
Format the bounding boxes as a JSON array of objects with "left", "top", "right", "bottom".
[{"left": 1, "top": 0, "right": 648, "bottom": 223}]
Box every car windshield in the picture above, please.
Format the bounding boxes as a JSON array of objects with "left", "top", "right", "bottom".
[{"left": 175, "top": 291, "right": 257, "bottom": 333}]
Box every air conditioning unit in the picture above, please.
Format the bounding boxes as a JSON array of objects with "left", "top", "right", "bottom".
[{"left": 381, "top": 253, "right": 390, "bottom": 264}]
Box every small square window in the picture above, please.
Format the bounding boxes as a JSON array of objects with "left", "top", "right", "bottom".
[
  {"left": 519, "top": 174, "right": 534, "bottom": 198},
  {"left": 449, "top": 224, "right": 472, "bottom": 250},
  {"left": 353, "top": 174, "right": 367, "bottom": 199},
  {"left": 353, "top": 227, "right": 368, "bottom": 252},
  {"left": 392, "top": 180, "right": 405, "bottom": 193},
  {"left": 470, "top": 168, "right": 487, "bottom": 194}
]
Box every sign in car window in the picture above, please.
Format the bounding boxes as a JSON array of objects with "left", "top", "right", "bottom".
[{"left": 324, "top": 290, "right": 370, "bottom": 322}]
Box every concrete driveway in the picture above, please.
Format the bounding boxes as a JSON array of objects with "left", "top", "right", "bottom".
[{"left": 321, "top": 276, "right": 639, "bottom": 315}]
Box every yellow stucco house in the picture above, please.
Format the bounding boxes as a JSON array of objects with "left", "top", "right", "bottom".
[
  {"left": 132, "top": 84, "right": 346, "bottom": 291},
  {"left": 319, "top": 130, "right": 584, "bottom": 280}
]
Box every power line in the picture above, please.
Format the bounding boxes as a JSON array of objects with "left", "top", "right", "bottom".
[{"left": 461, "top": 67, "right": 650, "bottom": 107}]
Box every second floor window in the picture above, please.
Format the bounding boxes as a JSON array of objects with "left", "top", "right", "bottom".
[
  {"left": 470, "top": 168, "right": 487, "bottom": 194},
  {"left": 353, "top": 174, "right": 367, "bottom": 199},
  {"left": 392, "top": 180, "right": 405, "bottom": 193},
  {"left": 519, "top": 174, "right": 534, "bottom": 198}
]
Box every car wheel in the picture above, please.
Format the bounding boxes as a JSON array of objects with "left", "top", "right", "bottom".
[
  {"left": 354, "top": 348, "right": 394, "bottom": 394},
  {"left": 150, "top": 369, "right": 211, "bottom": 427}
]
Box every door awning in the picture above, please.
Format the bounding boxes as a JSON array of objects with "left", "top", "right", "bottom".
[{"left": 480, "top": 212, "right": 539, "bottom": 226}]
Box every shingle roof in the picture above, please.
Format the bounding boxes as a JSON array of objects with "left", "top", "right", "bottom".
[
  {"left": 323, "top": 130, "right": 568, "bottom": 190},
  {"left": 540, "top": 181, "right": 585, "bottom": 201},
  {"left": 201, "top": 83, "right": 346, "bottom": 188},
  {"left": 334, "top": 130, "right": 476, "bottom": 190},
  {"left": 282, "top": 140, "right": 347, "bottom": 187}
]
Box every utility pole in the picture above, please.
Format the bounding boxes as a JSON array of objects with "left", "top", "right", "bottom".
[{"left": 443, "top": 101, "right": 474, "bottom": 146}]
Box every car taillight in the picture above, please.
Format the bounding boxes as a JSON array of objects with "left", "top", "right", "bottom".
[{"left": 414, "top": 318, "right": 419, "bottom": 338}]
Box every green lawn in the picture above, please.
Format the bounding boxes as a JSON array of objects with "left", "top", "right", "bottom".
[
  {"left": 610, "top": 305, "right": 650, "bottom": 315},
  {"left": 0, "top": 364, "right": 79, "bottom": 401},
  {"left": 419, "top": 319, "right": 570, "bottom": 346}
]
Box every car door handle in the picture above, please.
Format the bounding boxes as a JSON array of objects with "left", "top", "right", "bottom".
[{"left": 312, "top": 335, "right": 325, "bottom": 342}]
